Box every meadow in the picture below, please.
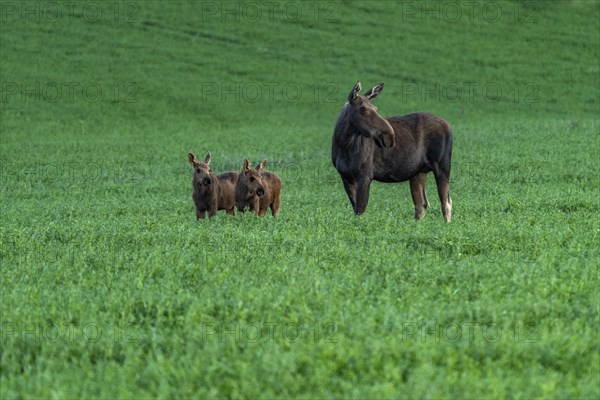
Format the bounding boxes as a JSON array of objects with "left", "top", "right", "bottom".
[{"left": 1, "top": 0, "right": 599, "bottom": 398}]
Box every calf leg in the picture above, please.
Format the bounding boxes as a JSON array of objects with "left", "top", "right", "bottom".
[
  {"left": 196, "top": 209, "right": 206, "bottom": 220},
  {"left": 249, "top": 197, "right": 260, "bottom": 214},
  {"left": 271, "top": 192, "right": 281, "bottom": 217},
  {"left": 409, "top": 174, "right": 427, "bottom": 220},
  {"left": 225, "top": 207, "right": 235, "bottom": 216},
  {"left": 235, "top": 201, "right": 246, "bottom": 213}
]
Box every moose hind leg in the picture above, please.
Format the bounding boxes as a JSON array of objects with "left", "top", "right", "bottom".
[
  {"left": 409, "top": 174, "right": 426, "bottom": 220},
  {"left": 433, "top": 170, "right": 452, "bottom": 223},
  {"left": 420, "top": 173, "right": 430, "bottom": 209},
  {"left": 271, "top": 193, "right": 281, "bottom": 217}
]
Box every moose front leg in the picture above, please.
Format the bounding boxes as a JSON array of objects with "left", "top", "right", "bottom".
[
  {"left": 248, "top": 197, "right": 260, "bottom": 215},
  {"left": 341, "top": 177, "right": 357, "bottom": 209},
  {"left": 354, "top": 177, "right": 372, "bottom": 215}
]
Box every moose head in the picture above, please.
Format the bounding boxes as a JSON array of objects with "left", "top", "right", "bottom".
[
  {"left": 346, "top": 82, "right": 395, "bottom": 148},
  {"left": 188, "top": 152, "right": 215, "bottom": 191},
  {"left": 240, "top": 159, "right": 267, "bottom": 198}
]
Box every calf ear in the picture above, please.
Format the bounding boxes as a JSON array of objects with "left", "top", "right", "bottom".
[
  {"left": 188, "top": 152, "right": 199, "bottom": 166},
  {"left": 243, "top": 159, "right": 250, "bottom": 172},
  {"left": 257, "top": 160, "right": 268, "bottom": 171},
  {"left": 204, "top": 152, "right": 211, "bottom": 164},
  {"left": 365, "top": 83, "right": 384, "bottom": 100},
  {"left": 348, "top": 81, "right": 361, "bottom": 103}
]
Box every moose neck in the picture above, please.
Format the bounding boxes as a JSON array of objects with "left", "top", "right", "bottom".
[{"left": 334, "top": 104, "right": 364, "bottom": 154}]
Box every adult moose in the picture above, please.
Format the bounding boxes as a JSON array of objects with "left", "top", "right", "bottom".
[{"left": 332, "top": 82, "right": 453, "bottom": 222}]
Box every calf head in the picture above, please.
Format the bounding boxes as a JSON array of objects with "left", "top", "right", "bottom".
[
  {"left": 240, "top": 159, "right": 267, "bottom": 198},
  {"left": 188, "top": 152, "right": 215, "bottom": 193},
  {"left": 347, "top": 82, "right": 395, "bottom": 148}
]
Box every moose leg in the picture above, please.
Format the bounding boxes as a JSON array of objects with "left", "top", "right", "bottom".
[
  {"left": 196, "top": 209, "right": 206, "bottom": 220},
  {"left": 235, "top": 202, "right": 246, "bottom": 213},
  {"left": 207, "top": 208, "right": 218, "bottom": 218},
  {"left": 341, "top": 177, "right": 357, "bottom": 209},
  {"left": 354, "top": 177, "right": 372, "bottom": 215},
  {"left": 271, "top": 193, "right": 281, "bottom": 217},
  {"left": 433, "top": 169, "right": 452, "bottom": 223},
  {"left": 421, "top": 173, "right": 430, "bottom": 210},
  {"left": 249, "top": 197, "right": 260, "bottom": 215},
  {"left": 225, "top": 207, "right": 235, "bottom": 216},
  {"left": 410, "top": 175, "right": 427, "bottom": 220}
]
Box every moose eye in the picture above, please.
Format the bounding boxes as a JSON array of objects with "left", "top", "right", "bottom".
[
  {"left": 359, "top": 106, "right": 366, "bottom": 113},
  {"left": 196, "top": 168, "right": 201, "bottom": 174},
  {"left": 249, "top": 177, "right": 255, "bottom": 182}
]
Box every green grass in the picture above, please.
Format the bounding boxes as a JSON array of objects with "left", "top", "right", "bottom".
[{"left": 1, "top": 0, "right": 599, "bottom": 398}]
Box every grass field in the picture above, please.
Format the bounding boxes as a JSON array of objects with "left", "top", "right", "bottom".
[{"left": 1, "top": 0, "right": 599, "bottom": 398}]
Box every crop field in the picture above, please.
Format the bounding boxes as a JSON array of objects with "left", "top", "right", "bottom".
[{"left": 1, "top": 0, "right": 599, "bottom": 398}]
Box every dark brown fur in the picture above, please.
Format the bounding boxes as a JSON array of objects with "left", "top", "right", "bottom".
[
  {"left": 332, "top": 82, "right": 453, "bottom": 222},
  {"left": 188, "top": 152, "right": 239, "bottom": 219},
  {"left": 235, "top": 159, "right": 282, "bottom": 217}
]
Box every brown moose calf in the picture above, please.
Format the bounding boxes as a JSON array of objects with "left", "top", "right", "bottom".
[
  {"left": 188, "top": 152, "right": 239, "bottom": 219},
  {"left": 235, "top": 159, "right": 282, "bottom": 217}
]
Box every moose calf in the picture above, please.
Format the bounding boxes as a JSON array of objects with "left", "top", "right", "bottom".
[
  {"left": 235, "top": 159, "right": 282, "bottom": 217},
  {"left": 188, "top": 152, "right": 239, "bottom": 219}
]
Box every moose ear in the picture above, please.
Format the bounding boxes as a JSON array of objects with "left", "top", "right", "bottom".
[
  {"left": 365, "top": 83, "right": 384, "bottom": 100},
  {"left": 257, "top": 160, "right": 268, "bottom": 171},
  {"left": 243, "top": 159, "right": 250, "bottom": 172},
  {"left": 204, "top": 152, "right": 211, "bottom": 164},
  {"left": 348, "top": 81, "right": 362, "bottom": 103},
  {"left": 188, "top": 152, "right": 198, "bottom": 166}
]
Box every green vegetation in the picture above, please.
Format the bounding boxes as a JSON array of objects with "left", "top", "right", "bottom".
[{"left": 1, "top": 1, "right": 598, "bottom": 397}]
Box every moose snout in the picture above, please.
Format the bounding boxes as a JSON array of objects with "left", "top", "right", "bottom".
[
  {"left": 202, "top": 177, "right": 211, "bottom": 186},
  {"left": 256, "top": 187, "right": 265, "bottom": 197}
]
